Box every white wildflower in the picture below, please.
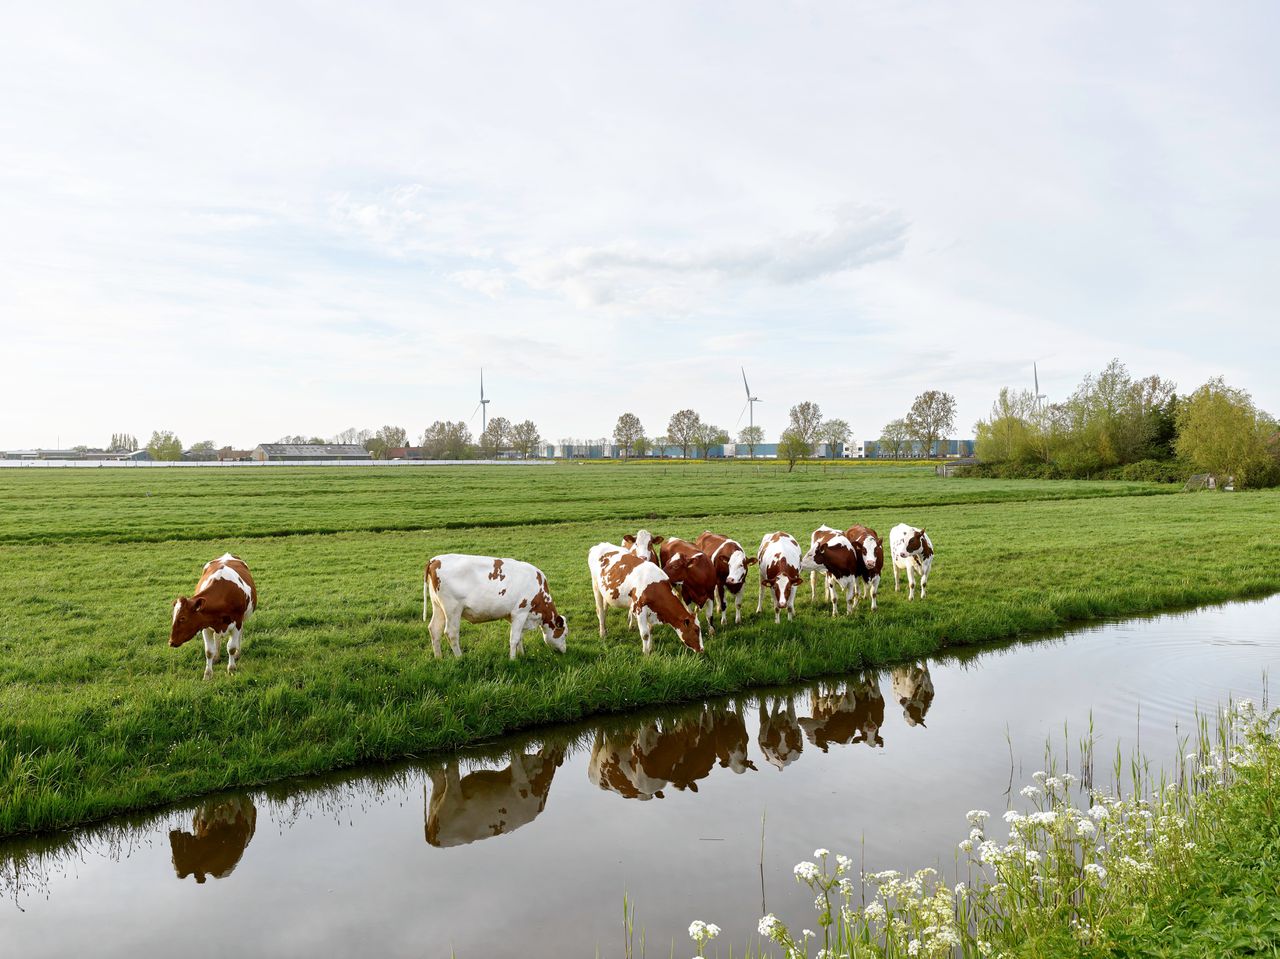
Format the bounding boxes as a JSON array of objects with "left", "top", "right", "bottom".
[
  {"left": 802, "top": 929, "right": 815, "bottom": 939},
  {"left": 907, "top": 939, "right": 922, "bottom": 957},
  {"left": 1025, "top": 850, "right": 1042, "bottom": 864},
  {"left": 1032, "top": 771, "right": 1048, "bottom": 783},
  {"left": 1044, "top": 776, "right": 1063, "bottom": 792},
  {"left": 813, "top": 847, "right": 830, "bottom": 859},
  {"left": 1020, "top": 785, "right": 1042, "bottom": 799},
  {"left": 1076, "top": 819, "right": 1097, "bottom": 838},
  {"left": 1003, "top": 810, "right": 1024, "bottom": 824},
  {"left": 958, "top": 839, "right": 975, "bottom": 853},
  {"left": 836, "top": 853, "right": 852, "bottom": 874},
  {"left": 863, "top": 900, "right": 886, "bottom": 923},
  {"left": 970, "top": 827, "right": 984, "bottom": 841},
  {"left": 1084, "top": 863, "right": 1107, "bottom": 882},
  {"left": 758, "top": 914, "right": 785, "bottom": 940},
  {"left": 1087, "top": 805, "right": 1110, "bottom": 821},
  {"left": 1063, "top": 773, "right": 1078, "bottom": 787},
  {"left": 966, "top": 809, "right": 990, "bottom": 825},
  {"left": 954, "top": 882, "right": 967, "bottom": 897},
  {"left": 794, "top": 861, "right": 820, "bottom": 883}
]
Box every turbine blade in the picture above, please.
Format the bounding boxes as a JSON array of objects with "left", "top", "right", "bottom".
[{"left": 742, "top": 367, "right": 751, "bottom": 397}]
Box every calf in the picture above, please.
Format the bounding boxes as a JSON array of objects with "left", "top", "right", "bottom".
[
  {"left": 844, "top": 524, "right": 884, "bottom": 611},
  {"left": 694, "top": 531, "right": 756, "bottom": 625},
  {"left": 756, "top": 531, "right": 801, "bottom": 623},
  {"left": 890, "top": 524, "right": 934, "bottom": 600},
  {"left": 169, "top": 553, "right": 257, "bottom": 680},
  {"left": 658, "top": 537, "right": 719, "bottom": 637},
  {"left": 588, "top": 543, "right": 703, "bottom": 654},
  {"left": 799, "top": 525, "right": 860, "bottom": 615},
  {"left": 424, "top": 554, "right": 567, "bottom": 660}
]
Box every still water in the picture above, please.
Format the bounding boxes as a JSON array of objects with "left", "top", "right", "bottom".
[{"left": 2, "top": 596, "right": 1277, "bottom": 957}]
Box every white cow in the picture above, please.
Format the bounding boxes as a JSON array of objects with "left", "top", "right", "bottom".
[
  {"left": 424, "top": 554, "right": 567, "bottom": 660},
  {"left": 890, "top": 524, "right": 934, "bottom": 600},
  {"left": 756, "top": 531, "right": 801, "bottom": 623},
  {"left": 588, "top": 543, "right": 703, "bottom": 654}
]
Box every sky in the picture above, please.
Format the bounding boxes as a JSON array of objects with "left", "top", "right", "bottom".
[{"left": 2, "top": 2, "right": 1278, "bottom": 450}]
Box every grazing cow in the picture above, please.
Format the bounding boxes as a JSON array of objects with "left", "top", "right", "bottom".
[
  {"left": 798, "top": 675, "right": 886, "bottom": 751},
  {"left": 694, "top": 531, "right": 757, "bottom": 625},
  {"left": 757, "top": 696, "right": 804, "bottom": 771},
  {"left": 844, "top": 524, "right": 884, "bottom": 611},
  {"left": 169, "top": 553, "right": 257, "bottom": 680},
  {"left": 425, "top": 745, "right": 564, "bottom": 847},
  {"left": 169, "top": 797, "right": 257, "bottom": 883},
  {"left": 588, "top": 543, "right": 703, "bottom": 654},
  {"left": 658, "top": 537, "right": 719, "bottom": 637},
  {"left": 424, "top": 554, "right": 567, "bottom": 660},
  {"left": 756, "top": 531, "right": 801, "bottom": 623},
  {"left": 891, "top": 662, "right": 935, "bottom": 728},
  {"left": 800, "top": 526, "right": 860, "bottom": 616},
  {"left": 890, "top": 524, "right": 934, "bottom": 600}
]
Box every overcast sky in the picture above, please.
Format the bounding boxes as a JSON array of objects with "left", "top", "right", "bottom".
[{"left": 2, "top": 2, "right": 1277, "bottom": 449}]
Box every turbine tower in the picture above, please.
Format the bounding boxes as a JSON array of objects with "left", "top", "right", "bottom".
[
  {"left": 738, "top": 367, "right": 763, "bottom": 457},
  {"left": 1033, "top": 362, "right": 1047, "bottom": 411},
  {"left": 473, "top": 369, "right": 491, "bottom": 434}
]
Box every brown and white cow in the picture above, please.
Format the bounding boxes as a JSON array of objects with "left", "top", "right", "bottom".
[
  {"left": 425, "top": 745, "right": 564, "bottom": 847},
  {"left": 800, "top": 525, "right": 861, "bottom": 616},
  {"left": 588, "top": 542, "right": 702, "bottom": 654},
  {"left": 424, "top": 554, "right": 567, "bottom": 660},
  {"left": 756, "top": 531, "right": 801, "bottom": 623},
  {"left": 694, "top": 531, "right": 757, "bottom": 625},
  {"left": 757, "top": 696, "right": 804, "bottom": 771},
  {"left": 622, "top": 529, "right": 663, "bottom": 564},
  {"left": 890, "top": 523, "right": 934, "bottom": 600},
  {"left": 169, "top": 797, "right": 257, "bottom": 883},
  {"left": 844, "top": 524, "right": 884, "bottom": 611},
  {"left": 658, "top": 537, "right": 719, "bottom": 637},
  {"left": 169, "top": 553, "right": 257, "bottom": 680}
]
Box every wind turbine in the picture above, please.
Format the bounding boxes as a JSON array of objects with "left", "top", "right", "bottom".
[
  {"left": 737, "top": 367, "right": 763, "bottom": 457},
  {"left": 1033, "top": 363, "right": 1047, "bottom": 411},
  {"left": 472, "top": 369, "right": 490, "bottom": 434}
]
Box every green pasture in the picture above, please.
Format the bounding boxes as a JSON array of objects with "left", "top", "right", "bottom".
[{"left": 1, "top": 463, "right": 1276, "bottom": 837}]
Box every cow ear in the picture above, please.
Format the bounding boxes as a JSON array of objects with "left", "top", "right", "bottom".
[
  {"left": 191, "top": 597, "right": 204, "bottom": 612},
  {"left": 622, "top": 535, "right": 636, "bottom": 546},
  {"left": 651, "top": 535, "right": 664, "bottom": 545},
  {"left": 746, "top": 557, "right": 758, "bottom": 566},
  {"left": 555, "top": 615, "right": 565, "bottom": 629}
]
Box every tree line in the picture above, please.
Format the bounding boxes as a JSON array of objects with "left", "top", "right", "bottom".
[{"left": 968, "top": 359, "right": 1279, "bottom": 487}]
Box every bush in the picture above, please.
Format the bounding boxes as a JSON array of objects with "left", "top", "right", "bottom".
[{"left": 1103, "top": 459, "right": 1189, "bottom": 484}]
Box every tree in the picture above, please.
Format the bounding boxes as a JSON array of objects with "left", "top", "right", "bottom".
[
  {"left": 879, "top": 418, "right": 911, "bottom": 459},
  {"left": 479, "top": 416, "right": 513, "bottom": 456},
  {"left": 419, "top": 421, "right": 472, "bottom": 459},
  {"left": 906, "top": 391, "right": 957, "bottom": 457},
  {"left": 376, "top": 425, "right": 408, "bottom": 448},
  {"left": 694, "top": 422, "right": 729, "bottom": 459},
  {"left": 108, "top": 433, "right": 138, "bottom": 452},
  {"left": 738, "top": 425, "right": 765, "bottom": 458},
  {"left": 819, "top": 418, "right": 851, "bottom": 458},
  {"left": 973, "top": 388, "right": 1036, "bottom": 463},
  {"left": 1176, "top": 377, "right": 1279, "bottom": 488},
  {"left": 667, "top": 409, "right": 702, "bottom": 460},
  {"left": 788, "top": 401, "right": 823, "bottom": 449},
  {"left": 333, "top": 426, "right": 373, "bottom": 445},
  {"left": 188, "top": 440, "right": 217, "bottom": 461},
  {"left": 510, "top": 420, "right": 542, "bottom": 459},
  {"left": 633, "top": 435, "right": 651, "bottom": 458},
  {"left": 613, "top": 413, "right": 645, "bottom": 460},
  {"left": 147, "top": 430, "right": 183, "bottom": 461},
  {"left": 778, "top": 429, "right": 809, "bottom": 472}
]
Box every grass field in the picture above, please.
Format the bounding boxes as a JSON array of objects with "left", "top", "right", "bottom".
[{"left": 2, "top": 463, "right": 1278, "bottom": 838}]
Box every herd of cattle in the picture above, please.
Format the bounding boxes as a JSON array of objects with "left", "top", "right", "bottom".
[
  {"left": 167, "top": 669, "right": 935, "bottom": 881},
  {"left": 168, "top": 524, "right": 936, "bottom": 676}
]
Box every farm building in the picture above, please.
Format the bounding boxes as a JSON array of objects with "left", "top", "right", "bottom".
[
  {"left": 217, "top": 448, "right": 255, "bottom": 463},
  {"left": 2, "top": 448, "right": 151, "bottom": 461},
  {"left": 251, "top": 444, "right": 371, "bottom": 462}
]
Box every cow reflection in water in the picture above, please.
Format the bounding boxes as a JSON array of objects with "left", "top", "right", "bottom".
[
  {"left": 799, "top": 674, "right": 886, "bottom": 750},
  {"left": 757, "top": 695, "right": 804, "bottom": 770},
  {"left": 891, "top": 662, "right": 935, "bottom": 728},
  {"left": 588, "top": 705, "right": 756, "bottom": 800},
  {"left": 426, "top": 745, "right": 565, "bottom": 847},
  {"left": 169, "top": 796, "right": 257, "bottom": 883}
]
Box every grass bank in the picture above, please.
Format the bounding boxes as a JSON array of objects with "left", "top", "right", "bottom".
[
  {"left": 709, "top": 699, "right": 1280, "bottom": 958},
  {"left": 1, "top": 466, "right": 1277, "bottom": 838}
]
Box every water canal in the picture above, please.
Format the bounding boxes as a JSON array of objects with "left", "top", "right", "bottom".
[{"left": 2, "top": 595, "right": 1277, "bottom": 957}]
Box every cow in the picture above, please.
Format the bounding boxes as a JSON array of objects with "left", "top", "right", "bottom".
[
  {"left": 694, "top": 531, "right": 757, "bottom": 625},
  {"left": 424, "top": 554, "right": 567, "bottom": 660},
  {"left": 622, "top": 529, "right": 663, "bottom": 564},
  {"left": 169, "top": 553, "right": 257, "bottom": 680},
  {"left": 756, "top": 531, "right": 801, "bottom": 623},
  {"left": 891, "top": 662, "right": 935, "bottom": 728},
  {"left": 844, "top": 524, "right": 884, "bottom": 611},
  {"left": 658, "top": 537, "right": 719, "bottom": 637},
  {"left": 757, "top": 696, "right": 804, "bottom": 771},
  {"left": 169, "top": 796, "right": 257, "bottom": 883},
  {"left": 588, "top": 543, "right": 703, "bottom": 654},
  {"left": 890, "top": 524, "right": 934, "bottom": 600},
  {"left": 805, "top": 525, "right": 841, "bottom": 604},
  {"left": 798, "top": 675, "right": 886, "bottom": 750},
  {"left": 799, "top": 526, "right": 860, "bottom": 616},
  {"left": 425, "top": 745, "right": 564, "bottom": 847}
]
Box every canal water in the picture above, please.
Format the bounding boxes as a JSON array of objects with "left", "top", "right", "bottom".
[{"left": 2, "top": 596, "right": 1277, "bottom": 957}]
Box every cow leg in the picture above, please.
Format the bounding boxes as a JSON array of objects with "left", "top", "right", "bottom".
[
  {"left": 428, "top": 601, "right": 446, "bottom": 659},
  {"left": 869, "top": 575, "right": 879, "bottom": 611},
  {"left": 733, "top": 589, "right": 742, "bottom": 624},
  {"left": 638, "top": 615, "right": 653, "bottom": 655},
  {"left": 508, "top": 614, "right": 527, "bottom": 660},
  {"left": 773, "top": 589, "right": 781, "bottom": 625},
  {"left": 809, "top": 570, "right": 817, "bottom": 603},
  {"left": 919, "top": 566, "right": 928, "bottom": 600},
  {"left": 446, "top": 610, "right": 464, "bottom": 657},
  {"left": 702, "top": 599, "right": 716, "bottom": 637},
  {"left": 757, "top": 576, "right": 764, "bottom": 614},
  {"left": 592, "top": 581, "right": 607, "bottom": 638},
  {"left": 226, "top": 626, "right": 242, "bottom": 673},
  {"left": 201, "top": 628, "right": 218, "bottom": 680},
  {"left": 787, "top": 585, "right": 796, "bottom": 622},
  {"left": 893, "top": 563, "right": 901, "bottom": 592},
  {"left": 718, "top": 584, "right": 727, "bottom": 625},
  {"left": 829, "top": 584, "right": 838, "bottom": 617},
  {"left": 906, "top": 566, "right": 916, "bottom": 601}
]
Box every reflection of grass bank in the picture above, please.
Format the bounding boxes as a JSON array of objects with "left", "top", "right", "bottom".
[
  {"left": 2, "top": 465, "right": 1278, "bottom": 839},
  {"left": 711, "top": 700, "right": 1279, "bottom": 958}
]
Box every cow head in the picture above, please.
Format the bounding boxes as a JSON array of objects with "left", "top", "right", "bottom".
[
  {"left": 906, "top": 528, "right": 925, "bottom": 553},
  {"left": 541, "top": 614, "right": 568, "bottom": 653},
  {"left": 725, "top": 549, "right": 755, "bottom": 591},
  {"left": 799, "top": 543, "right": 824, "bottom": 573},
  {"left": 676, "top": 613, "right": 704, "bottom": 654},
  {"left": 623, "top": 530, "right": 663, "bottom": 564},
  {"left": 169, "top": 595, "right": 210, "bottom": 647}
]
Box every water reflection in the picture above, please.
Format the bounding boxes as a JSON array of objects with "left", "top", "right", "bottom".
[
  {"left": 425, "top": 746, "right": 564, "bottom": 847},
  {"left": 758, "top": 695, "right": 804, "bottom": 770},
  {"left": 891, "top": 663, "right": 935, "bottom": 728},
  {"left": 169, "top": 797, "right": 257, "bottom": 883},
  {"left": 799, "top": 674, "right": 886, "bottom": 750}
]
